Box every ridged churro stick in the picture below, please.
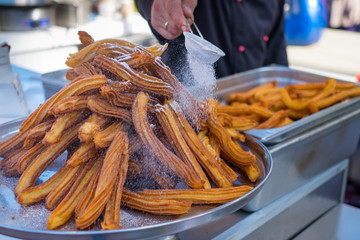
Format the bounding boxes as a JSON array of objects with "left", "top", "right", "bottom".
[
  {"left": 43, "top": 111, "right": 87, "bottom": 145},
  {"left": 20, "top": 75, "right": 107, "bottom": 132},
  {"left": 66, "top": 142, "right": 97, "bottom": 167},
  {"left": 169, "top": 101, "right": 234, "bottom": 188},
  {"left": 156, "top": 103, "right": 211, "bottom": 189},
  {"left": 87, "top": 95, "right": 132, "bottom": 123},
  {"left": 17, "top": 141, "right": 47, "bottom": 173},
  {"left": 47, "top": 157, "right": 102, "bottom": 229},
  {"left": 132, "top": 92, "right": 203, "bottom": 189},
  {"left": 138, "top": 185, "right": 254, "bottom": 204},
  {"left": 46, "top": 162, "right": 85, "bottom": 210},
  {"left": 23, "top": 119, "right": 55, "bottom": 149},
  {"left": 93, "top": 55, "right": 174, "bottom": 98},
  {"left": 76, "top": 131, "right": 128, "bottom": 229},
  {"left": 0, "top": 131, "right": 28, "bottom": 158},
  {"left": 101, "top": 145, "right": 129, "bottom": 230},
  {"left": 93, "top": 121, "right": 129, "bottom": 149},
  {"left": 15, "top": 123, "right": 81, "bottom": 196},
  {"left": 49, "top": 96, "right": 88, "bottom": 116},
  {"left": 17, "top": 165, "right": 70, "bottom": 205}
]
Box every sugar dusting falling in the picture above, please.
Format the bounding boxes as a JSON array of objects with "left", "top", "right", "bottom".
[{"left": 183, "top": 53, "right": 217, "bottom": 101}]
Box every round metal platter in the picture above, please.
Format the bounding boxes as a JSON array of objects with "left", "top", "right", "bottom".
[{"left": 0, "top": 118, "right": 273, "bottom": 240}]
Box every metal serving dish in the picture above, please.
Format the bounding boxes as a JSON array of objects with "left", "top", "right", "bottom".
[
  {"left": 214, "top": 66, "right": 360, "bottom": 212},
  {"left": 215, "top": 66, "right": 360, "bottom": 145},
  {"left": 0, "top": 118, "right": 272, "bottom": 240}
]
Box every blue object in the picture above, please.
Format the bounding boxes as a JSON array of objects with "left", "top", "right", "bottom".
[{"left": 285, "top": 0, "right": 328, "bottom": 45}]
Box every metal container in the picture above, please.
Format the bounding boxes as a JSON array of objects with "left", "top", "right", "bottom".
[
  {"left": 0, "top": 119, "right": 272, "bottom": 240},
  {"left": 215, "top": 65, "right": 360, "bottom": 145},
  {"left": 54, "top": 0, "right": 91, "bottom": 28},
  {"left": 39, "top": 69, "right": 69, "bottom": 99},
  {"left": 215, "top": 66, "right": 360, "bottom": 212},
  {"left": 0, "top": 0, "right": 55, "bottom": 31},
  {"left": 178, "top": 159, "right": 348, "bottom": 240}
]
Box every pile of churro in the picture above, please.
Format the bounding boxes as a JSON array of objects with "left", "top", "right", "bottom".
[
  {"left": 0, "top": 31, "right": 258, "bottom": 230},
  {"left": 222, "top": 78, "right": 360, "bottom": 129}
]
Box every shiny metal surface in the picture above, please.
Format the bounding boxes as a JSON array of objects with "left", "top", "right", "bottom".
[
  {"left": 215, "top": 65, "right": 360, "bottom": 145},
  {"left": 294, "top": 203, "right": 360, "bottom": 240},
  {"left": 0, "top": 119, "right": 272, "bottom": 240},
  {"left": 215, "top": 66, "right": 360, "bottom": 212},
  {"left": 178, "top": 159, "right": 348, "bottom": 240}
]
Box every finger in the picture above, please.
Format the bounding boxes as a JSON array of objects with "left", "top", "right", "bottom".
[
  {"left": 151, "top": 0, "right": 184, "bottom": 40},
  {"left": 182, "top": 0, "right": 197, "bottom": 20}
]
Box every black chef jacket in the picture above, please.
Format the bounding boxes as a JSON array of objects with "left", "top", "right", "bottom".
[{"left": 135, "top": 0, "right": 288, "bottom": 80}]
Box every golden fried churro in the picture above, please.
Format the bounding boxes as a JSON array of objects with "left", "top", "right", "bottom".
[
  {"left": 217, "top": 104, "right": 274, "bottom": 119},
  {"left": 66, "top": 62, "right": 100, "bottom": 81},
  {"left": 228, "top": 81, "right": 278, "bottom": 103},
  {"left": 275, "top": 117, "right": 294, "bottom": 128},
  {"left": 286, "top": 79, "right": 355, "bottom": 91},
  {"left": 101, "top": 85, "right": 161, "bottom": 110},
  {"left": 76, "top": 131, "right": 128, "bottom": 229},
  {"left": 225, "top": 127, "right": 245, "bottom": 142},
  {"left": 78, "top": 122, "right": 100, "bottom": 142},
  {"left": 66, "top": 142, "right": 97, "bottom": 167},
  {"left": 17, "top": 165, "right": 70, "bottom": 205},
  {"left": 93, "top": 55, "right": 174, "bottom": 98},
  {"left": 138, "top": 185, "right": 253, "bottom": 204},
  {"left": 208, "top": 134, "right": 238, "bottom": 182},
  {"left": 75, "top": 155, "right": 103, "bottom": 217},
  {"left": 121, "top": 189, "right": 192, "bottom": 215},
  {"left": 256, "top": 110, "right": 288, "bottom": 129},
  {"left": 87, "top": 95, "right": 132, "bottom": 123},
  {"left": 43, "top": 111, "right": 87, "bottom": 145},
  {"left": 309, "top": 86, "right": 360, "bottom": 113},
  {"left": 206, "top": 99, "right": 256, "bottom": 165},
  {"left": 2, "top": 149, "right": 27, "bottom": 177},
  {"left": 0, "top": 131, "right": 28, "bottom": 158},
  {"left": 47, "top": 157, "right": 102, "bottom": 230},
  {"left": 46, "top": 162, "right": 85, "bottom": 210},
  {"left": 168, "top": 101, "right": 233, "bottom": 188},
  {"left": 49, "top": 96, "right": 88, "bottom": 116},
  {"left": 17, "top": 141, "right": 47, "bottom": 173},
  {"left": 95, "top": 43, "right": 133, "bottom": 59},
  {"left": 93, "top": 121, "right": 129, "bottom": 149},
  {"left": 230, "top": 117, "right": 258, "bottom": 131},
  {"left": 15, "top": 123, "right": 81, "bottom": 196},
  {"left": 66, "top": 39, "right": 137, "bottom": 68},
  {"left": 20, "top": 75, "right": 107, "bottom": 133},
  {"left": 281, "top": 78, "right": 336, "bottom": 111},
  {"left": 101, "top": 141, "right": 129, "bottom": 230},
  {"left": 77, "top": 113, "right": 112, "bottom": 143},
  {"left": 151, "top": 57, "right": 204, "bottom": 129},
  {"left": 66, "top": 38, "right": 167, "bottom": 68},
  {"left": 23, "top": 119, "right": 55, "bottom": 149},
  {"left": 156, "top": 103, "right": 210, "bottom": 189},
  {"left": 78, "top": 30, "right": 95, "bottom": 47},
  {"left": 132, "top": 92, "right": 203, "bottom": 189}
]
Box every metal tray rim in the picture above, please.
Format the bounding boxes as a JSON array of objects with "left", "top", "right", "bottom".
[{"left": 0, "top": 119, "right": 273, "bottom": 240}]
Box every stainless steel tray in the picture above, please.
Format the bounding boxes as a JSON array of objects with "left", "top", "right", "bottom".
[
  {"left": 0, "top": 118, "right": 272, "bottom": 240},
  {"left": 215, "top": 66, "right": 360, "bottom": 145},
  {"left": 216, "top": 66, "right": 360, "bottom": 212}
]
